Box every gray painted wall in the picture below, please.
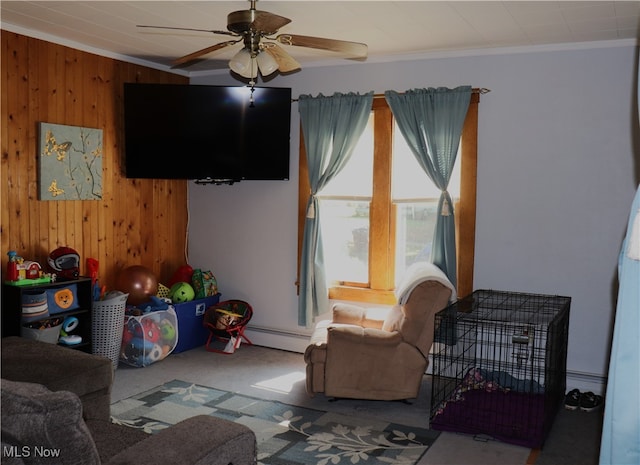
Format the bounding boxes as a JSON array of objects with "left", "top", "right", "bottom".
[{"left": 188, "top": 42, "right": 639, "bottom": 392}]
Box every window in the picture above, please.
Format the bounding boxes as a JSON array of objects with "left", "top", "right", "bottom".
[{"left": 298, "top": 94, "right": 478, "bottom": 305}]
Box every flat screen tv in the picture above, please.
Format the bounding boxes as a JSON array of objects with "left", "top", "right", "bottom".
[{"left": 123, "top": 83, "right": 291, "bottom": 182}]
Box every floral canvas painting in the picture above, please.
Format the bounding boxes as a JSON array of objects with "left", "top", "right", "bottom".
[{"left": 39, "top": 122, "right": 103, "bottom": 200}]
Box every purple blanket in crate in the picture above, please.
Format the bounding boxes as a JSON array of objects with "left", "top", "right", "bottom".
[{"left": 431, "top": 368, "right": 547, "bottom": 448}]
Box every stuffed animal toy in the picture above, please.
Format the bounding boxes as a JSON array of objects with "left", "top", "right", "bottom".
[
  {"left": 141, "top": 319, "right": 161, "bottom": 343},
  {"left": 136, "top": 295, "right": 169, "bottom": 313},
  {"left": 146, "top": 344, "right": 164, "bottom": 364},
  {"left": 159, "top": 318, "right": 176, "bottom": 343}
]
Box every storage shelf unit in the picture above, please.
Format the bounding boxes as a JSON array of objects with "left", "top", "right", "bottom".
[
  {"left": 2, "top": 277, "right": 93, "bottom": 353},
  {"left": 429, "top": 289, "right": 570, "bottom": 448}
]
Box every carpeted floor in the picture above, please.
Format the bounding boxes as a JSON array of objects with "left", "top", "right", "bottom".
[
  {"left": 111, "top": 344, "right": 602, "bottom": 465},
  {"left": 528, "top": 407, "right": 603, "bottom": 465},
  {"left": 111, "top": 379, "right": 441, "bottom": 465}
]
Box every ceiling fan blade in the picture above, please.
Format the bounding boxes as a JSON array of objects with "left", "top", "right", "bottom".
[
  {"left": 172, "top": 40, "right": 240, "bottom": 67},
  {"left": 251, "top": 11, "right": 291, "bottom": 33},
  {"left": 276, "top": 34, "right": 367, "bottom": 59},
  {"left": 137, "top": 25, "right": 236, "bottom": 37},
  {"left": 227, "top": 9, "right": 291, "bottom": 35},
  {"left": 263, "top": 44, "right": 301, "bottom": 73}
]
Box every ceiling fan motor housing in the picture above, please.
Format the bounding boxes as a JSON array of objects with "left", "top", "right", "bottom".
[
  {"left": 227, "top": 10, "right": 257, "bottom": 34},
  {"left": 228, "top": 8, "right": 290, "bottom": 57}
]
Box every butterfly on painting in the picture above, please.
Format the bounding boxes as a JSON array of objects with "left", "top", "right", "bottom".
[
  {"left": 42, "top": 129, "right": 72, "bottom": 161},
  {"left": 48, "top": 180, "right": 65, "bottom": 197}
]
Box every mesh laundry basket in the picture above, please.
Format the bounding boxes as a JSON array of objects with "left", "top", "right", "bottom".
[{"left": 92, "top": 293, "right": 128, "bottom": 369}]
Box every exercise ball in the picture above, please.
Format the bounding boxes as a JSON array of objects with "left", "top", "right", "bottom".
[{"left": 115, "top": 265, "right": 158, "bottom": 306}]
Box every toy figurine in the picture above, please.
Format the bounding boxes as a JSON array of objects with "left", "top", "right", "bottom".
[{"left": 6, "top": 251, "right": 19, "bottom": 281}]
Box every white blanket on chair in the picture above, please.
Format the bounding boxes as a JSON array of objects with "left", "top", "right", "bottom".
[{"left": 395, "top": 262, "right": 457, "bottom": 305}]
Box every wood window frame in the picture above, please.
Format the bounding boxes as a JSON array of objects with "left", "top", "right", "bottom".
[{"left": 297, "top": 93, "right": 479, "bottom": 304}]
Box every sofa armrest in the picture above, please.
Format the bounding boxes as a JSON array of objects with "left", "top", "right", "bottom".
[
  {"left": 1, "top": 337, "right": 113, "bottom": 421},
  {"left": 106, "top": 415, "right": 256, "bottom": 465}
]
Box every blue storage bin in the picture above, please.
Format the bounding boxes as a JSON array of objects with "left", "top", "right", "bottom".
[{"left": 172, "top": 294, "right": 221, "bottom": 353}]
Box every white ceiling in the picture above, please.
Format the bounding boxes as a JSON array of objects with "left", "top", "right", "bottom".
[{"left": 1, "top": 1, "right": 639, "bottom": 76}]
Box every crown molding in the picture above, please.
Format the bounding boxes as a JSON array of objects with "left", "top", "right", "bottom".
[{"left": 3, "top": 21, "right": 637, "bottom": 79}]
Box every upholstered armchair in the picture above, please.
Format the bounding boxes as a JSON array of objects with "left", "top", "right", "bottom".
[{"left": 304, "top": 262, "right": 455, "bottom": 401}]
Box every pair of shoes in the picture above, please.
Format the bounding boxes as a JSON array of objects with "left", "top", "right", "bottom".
[
  {"left": 564, "top": 389, "right": 581, "bottom": 410},
  {"left": 579, "top": 391, "right": 604, "bottom": 412},
  {"left": 565, "top": 389, "right": 604, "bottom": 412}
]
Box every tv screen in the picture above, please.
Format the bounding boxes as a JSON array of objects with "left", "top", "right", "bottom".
[{"left": 123, "top": 83, "right": 291, "bottom": 182}]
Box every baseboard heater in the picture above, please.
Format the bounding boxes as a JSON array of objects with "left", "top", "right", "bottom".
[{"left": 243, "top": 325, "right": 312, "bottom": 354}]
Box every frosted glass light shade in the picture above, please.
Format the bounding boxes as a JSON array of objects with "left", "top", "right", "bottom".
[
  {"left": 256, "top": 51, "right": 279, "bottom": 76},
  {"left": 229, "top": 49, "right": 257, "bottom": 78}
]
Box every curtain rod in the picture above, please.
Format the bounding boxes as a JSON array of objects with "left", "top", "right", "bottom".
[
  {"left": 375, "top": 87, "right": 489, "bottom": 98},
  {"left": 292, "top": 87, "right": 490, "bottom": 102}
]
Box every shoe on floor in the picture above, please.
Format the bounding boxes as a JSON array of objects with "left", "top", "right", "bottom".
[
  {"left": 564, "top": 389, "right": 581, "bottom": 410},
  {"left": 579, "top": 391, "right": 603, "bottom": 412}
]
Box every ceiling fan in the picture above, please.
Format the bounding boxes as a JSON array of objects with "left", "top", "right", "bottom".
[{"left": 138, "top": 0, "right": 368, "bottom": 78}]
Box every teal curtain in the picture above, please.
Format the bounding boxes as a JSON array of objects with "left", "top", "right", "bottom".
[
  {"left": 384, "top": 86, "right": 471, "bottom": 288},
  {"left": 298, "top": 91, "right": 373, "bottom": 327}
]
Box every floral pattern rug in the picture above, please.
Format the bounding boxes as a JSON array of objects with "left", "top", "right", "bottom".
[{"left": 111, "top": 379, "right": 439, "bottom": 465}]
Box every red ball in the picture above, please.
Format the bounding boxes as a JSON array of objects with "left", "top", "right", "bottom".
[{"left": 115, "top": 265, "right": 158, "bottom": 306}]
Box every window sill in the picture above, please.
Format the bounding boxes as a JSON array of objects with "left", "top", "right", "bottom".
[{"left": 328, "top": 286, "right": 396, "bottom": 305}]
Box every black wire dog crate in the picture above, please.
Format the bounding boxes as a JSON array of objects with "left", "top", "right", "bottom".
[{"left": 429, "top": 289, "right": 570, "bottom": 448}]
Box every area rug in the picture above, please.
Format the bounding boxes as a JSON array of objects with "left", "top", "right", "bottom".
[{"left": 110, "top": 379, "right": 440, "bottom": 465}]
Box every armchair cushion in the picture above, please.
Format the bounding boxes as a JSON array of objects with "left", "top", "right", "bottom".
[
  {"left": 327, "top": 325, "right": 403, "bottom": 346},
  {"left": 331, "top": 304, "right": 387, "bottom": 328},
  {"left": 1, "top": 379, "right": 101, "bottom": 465}
]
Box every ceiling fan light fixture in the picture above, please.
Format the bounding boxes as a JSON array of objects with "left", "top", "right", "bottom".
[
  {"left": 256, "top": 50, "right": 279, "bottom": 76},
  {"left": 229, "top": 48, "right": 257, "bottom": 78}
]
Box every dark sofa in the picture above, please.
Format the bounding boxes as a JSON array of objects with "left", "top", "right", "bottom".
[{"left": 1, "top": 336, "right": 257, "bottom": 465}]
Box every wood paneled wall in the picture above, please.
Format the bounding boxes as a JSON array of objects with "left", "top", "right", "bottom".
[{"left": 1, "top": 31, "right": 190, "bottom": 291}]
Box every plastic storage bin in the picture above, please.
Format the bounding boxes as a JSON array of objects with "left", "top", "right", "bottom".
[{"left": 172, "top": 294, "right": 221, "bottom": 353}]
